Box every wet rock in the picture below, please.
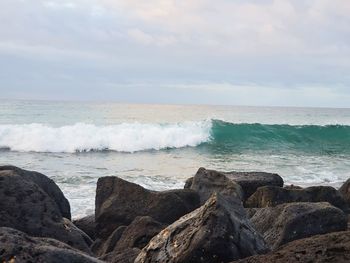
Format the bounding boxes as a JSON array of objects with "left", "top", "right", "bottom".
[
  {"left": 0, "top": 227, "right": 102, "bottom": 263},
  {"left": 189, "top": 167, "right": 243, "bottom": 204},
  {"left": 73, "top": 214, "right": 96, "bottom": 240},
  {"left": 185, "top": 168, "right": 283, "bottom": 201},
  {"left": 339, "top": 178, "right": 350, "bottom": 205},
  {"left": 0, "top": 165, "right": 71, "bottom": 219},
  {"left": 235, "top": 231, "right": 350, "bottom": 263},
  {"left": 250, "top": 202, "right": 347, "bottom": 249},
  {"left": 0, "top": 170, "right": 91, "bottom": 253},
  {"left": 95, "top": 176, "right": 200, "bottom": 240},
  {"left": 245, "top": 185, "right": 348, "bottom": 211},
  {"left": 135, "top": 193, "right": 269, "bottom": 263}
]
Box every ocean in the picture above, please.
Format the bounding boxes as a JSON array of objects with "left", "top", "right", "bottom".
[{"left": 0, "top": 100, "right": 349, "bottom": 218}]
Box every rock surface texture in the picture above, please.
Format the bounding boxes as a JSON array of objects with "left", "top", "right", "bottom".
[
  {"left": 339, "top": 178, "right": 350, "bottom": 205},
  {"left": 0, "top": 227, "right": 102, "bottom": 263},
  {"left": 189, "top": 167, "right": 243, "bottom": 204},
  {"left": 246, "top": 185, "right": 348, "bottom": 211},
  {"left": 135, "top": 193, "right": 269, "bottom": 263},
  {"left": 250, "top": 202, "right": 347, "bottom": 249},
  {"left": 0, "top": 169, "right": 91, "bottom": 253},
  {"left": 0, "top": 165, "right": 71, "bottom": 219},
  {"left": 235, "top": 231, "right": 350, "bottom": 263},
  {"left": 185, "top": 168, "right": 283, "bottom": 201},
  {"left": 73, "top": 214, "right": 96, "bottom": 240},
  {"left": 95, "top": 176, "right": 200, "bottom": 240}
]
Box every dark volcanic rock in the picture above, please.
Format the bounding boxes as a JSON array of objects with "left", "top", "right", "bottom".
[
  {"left": 94, "top": 216, "right": 165, "bottom": 257},
  {"left": 100, "top": 248, "right": 141, "bottom": 263},
  {"left": 339, "top": 178, "right": 350, "bottom": 205},
  {"left": 93, "top": 226, "right": 127, "bottom": 256},
  {"left": 0, "top": 170, "right": 91, "bottom": 253},
  {"left": 114, "top": 216, "right": 166, "bottom": 251},
  {"left": 185, "top": 168, "right": 283, "bottom": 201},
  {"left": 95, "top": 176, "right": 200, "bottom": 240},
  {"left": 250, "top": 202, "right": 347, "bottom": 249},
  {"left": 0, "top": 165, "right": 71, "bottom": 220},
  {"left": 73, "top": 214, "right": 96, "bottom": 240},
  {"left": 235, "top": 231, "right": 350, "bottom": 263},
  {"left": 245, "top": 185, "right": 348, "bottom": 211},
  {"left": 284, "top": 184, "right": 303, "bottom": 190},
  {"left": 189, "top": 167, "right": 243, "bottom": 204},
  {"left": 135, "top": 193, "right": 269, "bottom": 263},
  {"left": 0, "top": 227, "right": 102, "bottom": 263},
  {"left": 225, "top": 171, "right": 283, "bottom": 200}
]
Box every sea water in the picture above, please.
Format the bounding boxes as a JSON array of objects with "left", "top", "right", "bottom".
[{"left": 0, "top": 100, "right": 350, "bottom": 218}]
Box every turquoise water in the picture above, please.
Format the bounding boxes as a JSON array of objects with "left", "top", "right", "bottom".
[{"left": 0, "top": 100, "right": 349, "bottom": 217}]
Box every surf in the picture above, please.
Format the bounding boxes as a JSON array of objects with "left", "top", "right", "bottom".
[{"left": 0, "top": 120, "right": 349, "bottom": 154}]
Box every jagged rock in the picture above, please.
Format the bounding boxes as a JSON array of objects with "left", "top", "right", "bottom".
[
  {"left": 0, "top": 165, "right": 71, "bottom": 219},
  {"left": 95, "top": 176, "right": 200, "bottom": 240},
  {"left": 114, "top": 216, "right": 166, "bottom": 251},
  {"left": 0, "top": 227, "right": 102, "bottom": 263},
  {"left": 189, "top": 167, "right": 243, "bottom": 204},
  {"left": 0, "top": 170, "right": 91, "bottom": 253},
  {"left": 235, "top": 231, "right": 350, "bottom": 263},
  {"left": 224, "top": 171, "right": 283, "bottom": 200},
  {"left": 284, "top": 184, "right": 303, "bottom": 190},
  {"left": 185, "top": 168, "right": 283, "bottom": 201},
  {"left": 100, "top": 248, "right": 141, "bottom": 263},
  {"left": 94, "top": 216, "right": 165, "bottom": 257},
  {"left": 98, "top": 217, "right": 164, "bottom": 261},
  {"left": 250, "top": 202, "right": 347, "bottom": 249},
  {"left": 92, "top": 226, "right": 127, "bottom": 256},
  {"left": 245, "top": 185, "right": 348, "bottom": 211},
  {"left": 135, "top": 193, "right": 269, "bottom": 263},
  {"left": 339, "top": 178, "right": 350, "bottom": 205},
  {"left": 73, "top": 214, "right": 96, "bottom": 240}
]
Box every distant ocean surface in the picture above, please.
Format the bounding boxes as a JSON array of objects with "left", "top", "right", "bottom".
[{"left": 1, "top": 100, "right": 350, "bottom": 218}]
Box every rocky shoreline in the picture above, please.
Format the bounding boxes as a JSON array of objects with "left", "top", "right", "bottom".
[{"left": 1, "top": 165, "right": 350, "bottom": 262}]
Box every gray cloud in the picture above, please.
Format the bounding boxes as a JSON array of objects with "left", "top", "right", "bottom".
[{"left": 0, "top": 0, "right": 349, "bottom": 107}]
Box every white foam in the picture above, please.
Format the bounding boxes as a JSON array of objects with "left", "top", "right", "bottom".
[{"left": 0, "top": 121, "right": 212, "bottom": 153}]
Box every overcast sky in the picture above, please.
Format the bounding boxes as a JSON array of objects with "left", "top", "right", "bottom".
[{"left": 0, "top": 0, "right": 349, "bottom": 107}]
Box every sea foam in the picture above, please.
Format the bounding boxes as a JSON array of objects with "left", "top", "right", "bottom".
[{"left": 0, "top": 121, "right": 212, "bottom": 153}]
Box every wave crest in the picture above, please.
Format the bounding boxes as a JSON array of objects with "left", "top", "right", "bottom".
[{"left": 0, "top": 122, "right": 212, "bottom": 153}]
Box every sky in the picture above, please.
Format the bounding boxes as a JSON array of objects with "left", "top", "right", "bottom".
[{"left": 0, "top": 0, "right": 349, "bottom": 107}]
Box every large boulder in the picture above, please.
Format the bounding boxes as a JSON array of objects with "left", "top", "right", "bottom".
[
  {"left": 0, "top": 170, "right": 91, "bottom": 253},
  {"left": 185, "top": 168, "right": 283, "bottom": 201},
  {"left": 189, "top": 167, "right": 243, "bottom": 204},
  {"left": 0, "top": 227, "right": 102, "bottom": 263},
  {"left": 339, "top": 178, "right": 350, "bottom": 205},
  {"left": 135, "top": 193, "right": 269, "bottom": 263},
  {"left": 250, "top": 202, "right": 347, "bottom": 249},
  {"left": 73, "top": 214, "right": 96, "bottom": 240},
  {"left": 225, "top": 171, "right": 283, "bottom": 200},
  {"left": 235, "top": 231, "right": 350, "bottom": 263},
  {"left": 245, "top": 185, "right": 348, "bottom": 211},
  {"left": 0, "top": 165, "right": 71, "bottom": 219},
  {"left": 95, "top": 176, "right": 200, "bottom": 240}
]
